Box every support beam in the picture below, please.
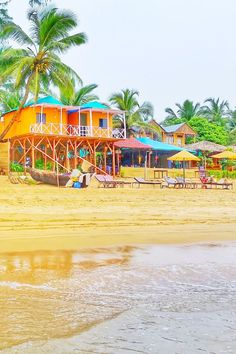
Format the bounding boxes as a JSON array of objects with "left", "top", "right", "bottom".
[{"left": 112, "top": 143, "right": 115, "bottom": 177}]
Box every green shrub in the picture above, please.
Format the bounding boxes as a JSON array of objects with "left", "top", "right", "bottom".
[
  {"left": 35, "top": 159, "right": 44, "bottom": 170},
  {"left": 209, "top": 170, "right": 236, "bottom": 179},
  {"left": 10, "top": 162, "right": 24, "bottom": 172},
  {"left": 46, "top": 161, "right": 53, "bottom": 170}
]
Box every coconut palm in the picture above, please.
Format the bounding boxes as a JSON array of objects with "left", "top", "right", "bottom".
[
  {"left": 227, "top": 109, "right": 236, "bottom": 131},
  {"left": 0, "top": 5, "right": 87, "bottom": 140},
  {"left": 165, "top": 100, "right": 202, "bottom": 122},
  {"left": 0, "top": 81, "right": 24, "bottom": 113},
  {"left": 109, "top": 89, "right": 158, "bottom": 137},
  {"left": 201, "top": 98, "right": 229, "bottom": 126},
  {"left": 60, "top": 82, "right": 99, "bottom": 106}
]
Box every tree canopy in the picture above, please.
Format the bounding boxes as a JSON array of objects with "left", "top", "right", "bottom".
[
  {"left": 188, "top": 117, "right": 229, "bottom": 145},
  {"left": 0, "top": 4, "right": 87, "bottom": 140},
  {"left": 109, "top": 89, "right": 159, "bottom": 137}
]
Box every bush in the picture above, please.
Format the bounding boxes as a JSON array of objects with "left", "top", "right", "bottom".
[
  {"left": 209, "top": 170, "right": 236, "bottom": 179},
  {"left": 10, "top": 162, "right": 24, "bottom": 172}
]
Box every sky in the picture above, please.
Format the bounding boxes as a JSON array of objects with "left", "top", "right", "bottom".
[{"left": 7, "top": 0, "right": 236, "bottom": 121}]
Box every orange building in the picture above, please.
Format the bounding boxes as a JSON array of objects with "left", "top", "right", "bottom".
[{"left": 0, "top": 96, "right": 126, "bottom": 175}]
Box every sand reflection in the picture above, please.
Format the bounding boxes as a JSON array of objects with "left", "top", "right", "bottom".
[{"left": 0, "top": 246, "right": 134, "bottom": 350}]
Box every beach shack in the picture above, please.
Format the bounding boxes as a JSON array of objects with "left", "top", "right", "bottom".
[
  {"left": 145, "top": 120, "right": 196, "bottom": 147},
  {"left": 0, "top": 96, "right": 126, "bottom": 175}
]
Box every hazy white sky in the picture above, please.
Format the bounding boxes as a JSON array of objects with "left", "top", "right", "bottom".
[{"left": 7, "top": 0, "right": 236, "bottom": 121}]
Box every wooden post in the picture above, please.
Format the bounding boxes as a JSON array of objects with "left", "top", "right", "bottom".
[
  {"left": 52, "top": 138, "right": 56, "bottom": 172},
  {"left": 66, "top": 142, "right": 69, "bottom": 170},
  {"left": 94, "top": 141, "right": 97, "bottom": 172},
  {"left": 104, "top": 145, "right": 107, "bottom": 174},
  {"left": 116, "top": 149, "right": 120, "bottom": 175},
  {"left": 74, "top": 141, "right": 77, "bottom": 169},
  {"left": 31, "top": 137, "right": 35, "bottom": 168},
  {"left": 23, "top": 138, "right": 26, "bottom": 174},
  {"left": 112, "top": 143, "right": 115, "bottom": 177},
  {"left": 44, "top": 143, "right": 47, "bottom": 170}
]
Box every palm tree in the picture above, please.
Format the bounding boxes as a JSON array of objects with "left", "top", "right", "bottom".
[
  {"left": 164, "top": 100, "right": 202, "bottom": 122},
  {"left": 109, "top": 89, "right": 158, "bottom": 137},
  {"left": 201, "top": 98, "right": 230, "bottom": 126},
  {"left": 60, "top": 82, "right": 99, "bottom": 106},
  {"left": 0, "top": 81, "right": 24, "bottom": 113},
  {"left": 227, "top": 109, "right": 236, "bottom": 131},
  {"left": 0, "top": 5, "right": 87, "bottom": 140}
]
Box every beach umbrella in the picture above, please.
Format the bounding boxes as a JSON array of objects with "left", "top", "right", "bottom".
[
  {"left": 211, "top": 150, "right": 236, "bottom": 159},
  {"left": 167, "top": 150, "right": 200, "bottom": 181},
  {"left": 211, "top": 150, "right": 236, "bottom": 176}
]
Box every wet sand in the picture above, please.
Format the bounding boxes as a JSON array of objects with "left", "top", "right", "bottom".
[
  {"left": 0, "top": 243, "right": 236, "bottom": 353},
  {"left": 0, "top": 176, "right": 236, "bottom": 252}
]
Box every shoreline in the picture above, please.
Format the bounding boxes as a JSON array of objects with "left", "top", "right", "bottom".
[{"left": 0, "top": 223, "right": 235, "bottom": 253}]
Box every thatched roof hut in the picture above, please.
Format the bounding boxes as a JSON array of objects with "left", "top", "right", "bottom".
[{"left": 185, "top": 140, "right": 225, "bottom": 152}]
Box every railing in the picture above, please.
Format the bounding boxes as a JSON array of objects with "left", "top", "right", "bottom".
[{"left": 30, "top": 123, "right": 126, "bottom": 139}]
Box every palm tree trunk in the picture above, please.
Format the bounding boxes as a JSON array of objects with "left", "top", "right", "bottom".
[{"left": 0, "top": 73, "right": 35, "bottom": 142}]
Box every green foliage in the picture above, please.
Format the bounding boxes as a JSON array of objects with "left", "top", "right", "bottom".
[
  {"left": 165, "top": 100, "right": 202, "bottom": 121},
  {"left": 109, "top": 88, "right": 158, "bottom": 137},
  {"left": 229, "top": 128, "right": 236, "bottom": 144},
  {"left": 209, "top": 170, "right": 236, "bottom": 179},
  {"left": 10, "top": 162, "right": 24, "bottom": 172},
  {"left": 60, "top": 83, "right": 99, "bottom": 106},
  {"left": 35, "top": 159, "right": 44, "bottom": 170},
  {"left": 35, "top": 159, "right": 52, "bottom": 170},
  {"left": 0, "top": 5, "right": 87, "bottom": 102},
  {"left": 201, "top": 98, "right": 229, "bottom": 126},
  {"left": 161, "top": 117, "right": 184, "bottom": 127},
  {"left": 46, "top": 161, "right": 53, "bottom": 170},
  {"left": 188, "top": 117, "right": 229, "bottom": 145}
]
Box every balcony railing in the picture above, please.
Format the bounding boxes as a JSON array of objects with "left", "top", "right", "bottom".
[{"left": 30, "top": 123, "right": 126, "bottom": 139}]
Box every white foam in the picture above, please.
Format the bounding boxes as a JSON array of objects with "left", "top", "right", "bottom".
[{"left": 0, "top": 281, "right": 54, "bottom": 290}]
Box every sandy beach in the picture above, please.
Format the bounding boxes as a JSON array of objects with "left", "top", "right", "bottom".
[
  {"left": 0, "top": 176, "right": 235, "bottom": 252},
  {"left": 1, "top": 176, "right": 236, "bottom": 352}
]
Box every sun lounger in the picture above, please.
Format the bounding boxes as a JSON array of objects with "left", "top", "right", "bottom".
[
  {"left": 8, "top": 172, "right": 20, "bottom": 184},
  {"left": 134, "top": 177, "right": 162, "bottom": 188},
  {"left": 175, "top": 177, "right": 198, "bottom": 189},
  {"left": 200, "top": 177, "right": 233, "bottom": 189},
  {"left": 162, "top": 176, "right": 181, "bottom": 188},
  {"left": 95, "top": 174, "right": 135, "bottom": 188},
  {"left": 215, "top": 179, "right": 233, "bottom": 189}
]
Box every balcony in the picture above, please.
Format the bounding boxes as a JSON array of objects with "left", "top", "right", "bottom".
[{"left": 30, "top": 123, "right": 126, "bottom": 139}]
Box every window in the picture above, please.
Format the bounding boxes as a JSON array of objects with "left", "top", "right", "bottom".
[
  {"left": 36, "top": 113, "right": 46, "bottom": 124},
  {"left": 99, "top": 118, "right": 107, "bottom": 129},
  {"left": 166, "top": 136, "right": 174, "bottom": 144}
]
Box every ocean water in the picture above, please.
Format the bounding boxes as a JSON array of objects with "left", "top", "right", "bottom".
[{"left": 0, "top": 242, "right": 236, "bottom": 353}]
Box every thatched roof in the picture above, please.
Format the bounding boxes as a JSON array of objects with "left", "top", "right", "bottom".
[{"left": 185, "top": 140, "right": 225, "bottom": 152}]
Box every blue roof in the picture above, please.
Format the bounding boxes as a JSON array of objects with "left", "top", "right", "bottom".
[
  {"left": 137, "top": 137, "right": 186, "bottom": 151},
  {"left": 161, "top": 123, "right": 185, "bottom": 133},
  {"left": 2, "top": 96, "right": 64, "bottom": 115},
  {"left": 31, "top": 96, "right": 64, "bottom": 106},
  {"left": 80, "top": 101, "right": 110, "bottom": 110}
]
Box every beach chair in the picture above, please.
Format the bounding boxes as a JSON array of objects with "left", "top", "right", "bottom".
[
  {"left": 95, "top": 174, "right": 134, "bottom": 188},
  {"left": 95, "top": 174, "right": 117, "bottom": 188},
  {"left": 175, "top": 177, "right": 197, "bottom": 189},
  {"left": 8, "top": 172, "right": 20, "bottom": 184},
  {"left": 134, "top": 177, "right": 162, "bottom": 188},
  {"left": 161, "top": 176, "right": 180, "bottom": 188},
  {"left": 215, "top": 179, "right": 233, "bottom": 189}
]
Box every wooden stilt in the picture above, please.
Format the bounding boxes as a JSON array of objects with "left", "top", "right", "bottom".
[
  {"left": 31, "top": 137, "right": 35, "bottom": 168},
  {"left": 112, "top": 143, "right": 115, "bottom": 177},
  {"left": 104, "top": 145, "right": 107, "bottom": 174}
]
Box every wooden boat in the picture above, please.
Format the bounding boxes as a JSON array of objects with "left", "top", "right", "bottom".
[{"left": 28, "top": 168, "right": 70, "bottom": 186}]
